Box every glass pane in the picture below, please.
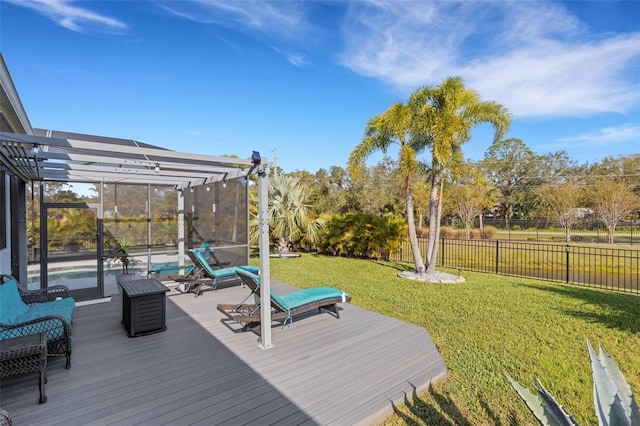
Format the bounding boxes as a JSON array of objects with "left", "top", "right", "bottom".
[
  {"left": 102, "top": 183, "right": 147, "bottom": 274},
  {"left": 184, "top": 178, "right": 248, "bottom": 266},
  {"left": 45, "top": 206, "right": 99, "bottom": 298}
]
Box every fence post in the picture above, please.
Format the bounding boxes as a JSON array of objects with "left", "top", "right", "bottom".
[
  {"left": 441, "top": 237, "right": 445, "bottom": 268},
  {"left": 495, "top": 240, "right": 499, "bottom": 274},
  {"left": 565, "top": 244, "right": 570, "bottom": 283}
]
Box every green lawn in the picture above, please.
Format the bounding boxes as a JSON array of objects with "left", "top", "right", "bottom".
[{"left": 259, "top": 253, "right": 640, "bottom": 425}]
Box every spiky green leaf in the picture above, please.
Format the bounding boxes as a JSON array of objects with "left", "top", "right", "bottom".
[
  {"left": 536, "top": 378, "right": 579, "bottom": 426},
  {"left": 597, "top": 342, "right": 640, "bottom": 425},
  {"left": 506, "top": 374, "right": 577, "bottom": 426},
  {"left": 587, "top": 340, "right": 638, "bottom": 426}
]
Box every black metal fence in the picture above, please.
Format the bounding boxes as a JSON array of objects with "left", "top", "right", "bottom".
[
  {"left": 392, "top": 237, "right": 640, "bottom": 294},
  {"left": 446, "top": 218, "right": 640, "bottom": 245}
]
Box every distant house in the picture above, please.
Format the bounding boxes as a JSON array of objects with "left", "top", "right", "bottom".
[{"left": 569, "top": 207, "right": 594, "bottom": 219}]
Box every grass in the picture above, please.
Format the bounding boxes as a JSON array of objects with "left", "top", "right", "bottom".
[{"left": 258, "top": 253, "right": 640, "bottom": 425}]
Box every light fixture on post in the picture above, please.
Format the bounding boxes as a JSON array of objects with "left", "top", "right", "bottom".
[
  {"left": 251, "top": 151, "right": 261, "bottom": 165},
  {"left": 154, "top": 162, "right": 160, "bottom": 173},
  {"left": 31, "top": 144, "right": 39, "bottom": 156},
  {"left": 222, "top": 173, "right": 228, "bottom": 188}
]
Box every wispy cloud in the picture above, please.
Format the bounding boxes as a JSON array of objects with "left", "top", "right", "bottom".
[
  {"left": 159, "top": 0, "right": 306, "bottom": 38},
  {"left": 464, "top": 35, "right": 640, "bottom": 117},
  {"left": 270, "top": 45, "right": 308, "bottom": 67},
  {"left": 339, "top": 1, "right": 640, "bottom": 118},
  {"left": 556, "top": 124, "right": 640, "bottom": 147},
  {"left": 5, "top": 0, "right": 126, "bottom": 33},
  {"left": 340, "top": 1, "right": 465, "bottom": 87},
  {"left": 158, "top": 0, "right": 311, "bottom": 66}
]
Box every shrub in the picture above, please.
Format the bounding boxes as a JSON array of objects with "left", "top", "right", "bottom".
[
  {"left": 439, "top": 226, "right": 462, "bottom": 239},
  {"left": 318, "top": 213, "right": 407, "bottom": 260},
  {"left": 469, "top": 228, "right": 481, "bottom": 239},
  {"left": 479, "top": 225, "right": 496, "bottom": 239}
]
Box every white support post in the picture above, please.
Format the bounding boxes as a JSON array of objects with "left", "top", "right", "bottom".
[
  {"left": 257, "top": 164, "right": 273, "bottom": 349},
  {"left": 177, "top": 190, "right": 185, "bottom": 273},
  {"left": 147, "top": 184, "right": 152, "bottom": 273}
]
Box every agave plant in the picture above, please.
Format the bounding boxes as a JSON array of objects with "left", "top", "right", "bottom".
[{"left": 506, "top": 339, "right": 640, "bottom": 425}]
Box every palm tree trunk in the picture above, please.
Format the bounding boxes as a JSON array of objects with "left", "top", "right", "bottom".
[
  {"left": 427, "top": 177, "right": 444, "bottom": 273},
  {"left": 426, "top": 173, "right": 440, "bottom": 273},
  {"left": 406, "top": 187, "right": 426, "bottom": 274}
]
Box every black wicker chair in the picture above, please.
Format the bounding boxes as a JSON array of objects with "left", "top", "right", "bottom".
[
  {"left": 0, "top": 409, "right": 11, "bottom": 426},
  {"left": 1, "top": 275, "right": 70, "bottom": 305},
  {"left": 0, "top": 279, "right": 74, "bottom": 369}
]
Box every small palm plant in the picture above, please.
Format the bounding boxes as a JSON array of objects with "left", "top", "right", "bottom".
[
  {"left": 506, "top": 339, "right": 640, "bottom": 425},
  {"left": 250, "top": 175, "right": 324, "bottom": 254},
  {"left": 114, "top": 238, "right": 135, "bottom": 273}
]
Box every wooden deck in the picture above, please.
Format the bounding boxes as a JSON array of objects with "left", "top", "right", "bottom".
[{"left": 0, "top": 279, "right": 446, "bottom": 425}]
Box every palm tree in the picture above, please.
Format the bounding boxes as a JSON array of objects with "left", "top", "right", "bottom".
[
  {"left": 410, "top": 77, "right": 511, "bottom": 273},
  {"left": 250, "top": 175, "right": 325, "bottom": 254},
  {"left": 348, "top": 102, "right": 428, "bottom": 273}
]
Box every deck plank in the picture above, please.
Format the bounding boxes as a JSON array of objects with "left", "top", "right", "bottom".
[{"left": 0, "top": 279, "right": 446, "bottom": 425}]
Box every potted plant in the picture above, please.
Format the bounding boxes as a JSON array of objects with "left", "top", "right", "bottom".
[{"left": 114, "top": 238, "right": 136, "bottom": 273}]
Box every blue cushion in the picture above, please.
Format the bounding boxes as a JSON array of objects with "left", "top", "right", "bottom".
[
  {"left": 20, "top": 297, "right": 75, "bottom": 325},
  {"left": 0, "top": 280, "right": 29, "bottom": 324},
  {"left": 150, "top": 262, "right": 195, "bottom": 274},
  {"left": 236, "top": 269, "right": 286, "bottom": 307},
  {"left": 212, "top": 267, "right": 238, "bottom": 279},
  {"left": 269, "top": 290, "right": 290, "bottom": 311},
  {"left": 235, "top": 268, "right": 346, "bottom": 311},
  {"left": 191, "top": 249, "right": 239, "bottom": 279},
  {"left": 238, "top": 266, "right": 260, "bottom": 275},
  {"left": 279, "top": 287, "right": 347, "bottom": 310},
  {"left": 0, "top": 280, "right": 74, "bottom": 341}
]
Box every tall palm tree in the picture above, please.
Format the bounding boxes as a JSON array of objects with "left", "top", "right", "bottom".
[
  {"left": 348, "top": 102, "right": 428, "bottom": 273},
  {"left": 410, "top": 77, "right": 511, "bottom": 273}
]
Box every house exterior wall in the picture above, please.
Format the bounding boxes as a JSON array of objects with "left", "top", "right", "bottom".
[
  {"left": 1, "top": 53, "right": 33, "bottom": 281},
  {"left": 0, "top": 171, "right": 10, "bottom": 274}
]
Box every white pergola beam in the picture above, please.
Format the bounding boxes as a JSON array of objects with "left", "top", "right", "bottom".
[{"left": 0, "top": 132, "right": 253, "bottom": 166}]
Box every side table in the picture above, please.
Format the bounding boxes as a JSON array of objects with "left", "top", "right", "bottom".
[
  {"left": 0, "top": 333, "right": 48, "bottom": 403},
  {"left": 118, "top": 278, "right": 169, "bottom": 337}
]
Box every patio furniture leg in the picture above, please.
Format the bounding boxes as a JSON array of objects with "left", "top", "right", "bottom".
[
  {"left": 0, "top": 333, "right": 48, "bottom": 404},
  {"left": 39, "top": 368, "right": 47, "bottom": 403}
]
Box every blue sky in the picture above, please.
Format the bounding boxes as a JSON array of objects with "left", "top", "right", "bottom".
[{"left": 1, "top": 0, "right": 639, "bottom": 173}]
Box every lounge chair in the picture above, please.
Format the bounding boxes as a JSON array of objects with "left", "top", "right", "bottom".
[
  {"left": 175, "top": 249, "right": 246, "bottom": 297},
  {"left": 217, "top": 268, "right": 350, "bottom": 331},
  {"left": 165, "top": 243, "right": 216, "bottom": 282}
]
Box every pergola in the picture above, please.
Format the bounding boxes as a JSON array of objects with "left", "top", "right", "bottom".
[{"left": 0, "top": 129, "right": 275, "bottom": 349}]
